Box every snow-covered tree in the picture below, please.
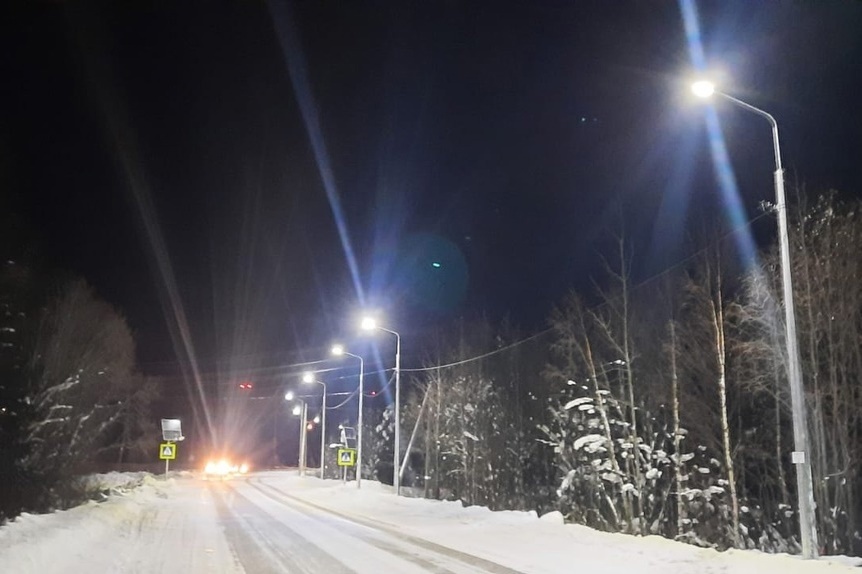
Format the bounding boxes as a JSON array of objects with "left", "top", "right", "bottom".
[
  {"left": 0, "top": 258, "right": 42, "bottom": 522},
  {"left": 417, "top": 321, "right": 529, "bottom": 510},
  {"left": 21, "top": 280, "right": 146, "bottom": 503},
  {"left": 363, "top": 402, "right": 393, "bottom": 483}
]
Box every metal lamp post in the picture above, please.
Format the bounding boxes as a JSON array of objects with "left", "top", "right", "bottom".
[
  {"left": 361, "top": 317, "right": 403, "bottom": 496},
  {"left": 302, "top": 372, "right": 327, "bottom": 480},
  {"left": 332, "top": 345, "right": 364, "bottom": 489},
  {"left": 691, "top": 80, "right": 818, "bottom": 558},
  {"left": 285, "top": 391, "right": 309, "bottom": 476}
]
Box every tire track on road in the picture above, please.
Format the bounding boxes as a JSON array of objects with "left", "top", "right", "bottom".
[
  {"left": 245, "top": 479, "right": 458, "bottom": 574},
  {"left": 211, "top": 481, "right": 352, "bottom": 574}
]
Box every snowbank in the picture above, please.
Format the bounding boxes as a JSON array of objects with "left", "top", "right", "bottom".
[{"left": 264, "top": 471, "right": 862, "bottom": 574}]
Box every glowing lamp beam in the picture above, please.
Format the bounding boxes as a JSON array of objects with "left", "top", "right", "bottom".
[{"left": 691, "top": 80, "right": 715, "bottom": 98}]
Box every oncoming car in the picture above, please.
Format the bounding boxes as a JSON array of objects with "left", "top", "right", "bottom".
[{"left": 203, "top": 458, "right": 249, "bottom": 480}]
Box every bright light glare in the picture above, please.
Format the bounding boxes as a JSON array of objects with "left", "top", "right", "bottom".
[
  {"left": 331, "top": 344, "right": 344, "bottom": 356},
  {"left": 360, "top": 317, "right": 377, "bottom": 331},
  {"left": 302, "top": 372, "right": 314, "bottom": 383},
  {"left": 204, "top": 459, "right": 232, "bottom": 477},
  {"left": 313, "top": 415, "right": 320, "bottom": 424},
  {"left": 239, "top": 463, "right": 249, "bottom": 474},
  {"left": 284, "top": 391, "right": 294, "bottom": 401},
  {"left": 292, "top": 405, "right": 302, "bottom": 416},
  {"left": 691, "top": 80, "right": 715, "bottom": 98}
]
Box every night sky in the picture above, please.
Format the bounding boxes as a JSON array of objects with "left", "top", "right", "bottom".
[{"left": 4, "top": 0, "right": 862, "bottom": 381}]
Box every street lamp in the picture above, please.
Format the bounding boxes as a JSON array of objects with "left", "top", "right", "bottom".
[
  {"left": 691, "top": 80, "right": 818, "bottom": 558},
  {"left": 303, "top": 371, "right": 328, "bottom": 480},
  {"left": 361, "top": 316, "right": 403, "bottom": 496},
  {"left": 285, "top": 393, "right": 308, "bottom": 476},
  {"left": 332, "top": 344, "right": 364, "bottom": 489},
  {"left": 691, "top": 80, "right": 715, "bottom": 98}
]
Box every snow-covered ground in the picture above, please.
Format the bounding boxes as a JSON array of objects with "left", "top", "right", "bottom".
[
  {"left": 0, "top": 470, "right": 859, "bottom": 573},
  {"left": 0, "top": 473, "right": 240, "bottom": 573}
]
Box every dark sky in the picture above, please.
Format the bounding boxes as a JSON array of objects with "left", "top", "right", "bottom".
[{"left": 4, "top": 0, "right": 862, "bottom": 379}]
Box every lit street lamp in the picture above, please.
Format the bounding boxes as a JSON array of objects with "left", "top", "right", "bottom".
[
  {"left": 691, "top": 80, "right": 818, "bottom": 558},
  {"left": 284, "top": 392, "right": 309, "bottom": 476},
  {"left": 361, "top": 316, "right": 403, "bottom": 496},
  {"left": 303, "top": 371, "right": 328, "bottom": 480},
  {"left": 332, "top": 344, "right": 364, "bottom": 489}
]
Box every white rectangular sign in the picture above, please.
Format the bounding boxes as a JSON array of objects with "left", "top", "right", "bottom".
[{"left": 161, "top": 419, "right": 183, "bottom": 442}]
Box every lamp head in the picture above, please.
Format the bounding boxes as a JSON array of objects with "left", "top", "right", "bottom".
[
  {"left": 302, "top": 372, "right": 314, "bottom": 384},
  {"left": 360, "top": 317, "right": 377, "bottom": 331},
  {"left": 331, "top": 344, "right": 344, "bottom": 356},
  {"left": 691, "top": 80, "right": 715, "bottom": 98},
  {"left": 284, "top": 391, "right": 294, "bottom": 401},
  {"left": 292, "top": 405, "right": 301, "bottom": 416}
]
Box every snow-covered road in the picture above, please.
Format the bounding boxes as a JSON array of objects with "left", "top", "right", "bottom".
[
  {"left": 212, "top": 476, "right": 517, "bottom": 573},
  {"left": 0, "top": 470, "right": 859, "bottom": 573}
]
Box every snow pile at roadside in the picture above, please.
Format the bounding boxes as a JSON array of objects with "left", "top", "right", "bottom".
[
  {"left": 266, "top": 472, "right": 862, "bottom": 574},
  {"left": 0, "top": 472, "right": 171, "bottom": 565},
  {"left": 79, "top": 471, "right": 154, "bottom": 494}
]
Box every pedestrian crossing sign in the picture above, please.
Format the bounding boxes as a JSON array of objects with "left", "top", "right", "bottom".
[
  {"left": 337, "top": 448, "right": 356, "bottom": 467},
  {"left": 159, "top": 443, "right": 176, "bottom": 460}
]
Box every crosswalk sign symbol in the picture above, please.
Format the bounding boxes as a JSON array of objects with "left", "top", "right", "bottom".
[
  {"left": 337, "top": 448, "right": 356, "bottom": 467},
  {"left": 159, "top": 443, "right": 176, "bottom": 460}
]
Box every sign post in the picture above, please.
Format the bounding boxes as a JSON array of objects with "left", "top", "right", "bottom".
[
  {"left": 337, "top": 448, "right": 356, "bottom": 467},
  {"left": 159, "top": 442, "right": 177, "bottom": 473},
  {"left": 160, "top": 419, "right": 183, "bottom": 475},
  {"left": 338, "top": 426, "right": 356, "bottom": 483}
]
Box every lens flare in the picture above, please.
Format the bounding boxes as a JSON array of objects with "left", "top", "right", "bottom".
[
  {"left": 267, "top": 2, "right": 365, "bottom": 305},
  {"left": 678, "top": 0, "right": 758, "bottom": 268}
]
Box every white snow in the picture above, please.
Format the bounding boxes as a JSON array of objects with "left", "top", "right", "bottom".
[
  {"left": 539, "top": 510, "right": 565, "bottom": 524},
  {"left": 0, "top": 473, "right": 240, "bottom": 573},
  {"left": 0, "top": 470, "right": 859, "bottom": 573},
  {"left": 563, "top": 397, "right": 593, "bottom": 410},
  {"left": 573, "top": 433, "right": 606, "bottom": 451},
  {"left": 462, "top": 430, "right": 480, "bottom": 441}
]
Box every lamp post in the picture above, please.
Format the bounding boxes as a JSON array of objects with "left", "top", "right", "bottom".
[
  {"left": 691, "top": 80, "right": 818, "bottom": 558},
  {"left": 332, "top": 344, "right": 364, "bottom": 489},
  {"left": 285, "top": 391, "right": 309, "bottom": 476},
  {"left": 361, "top": 316, "right": 403, "bottom": 496},
  {"left": 302, "top": 372, "right": 327, "bottom": 480}
]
